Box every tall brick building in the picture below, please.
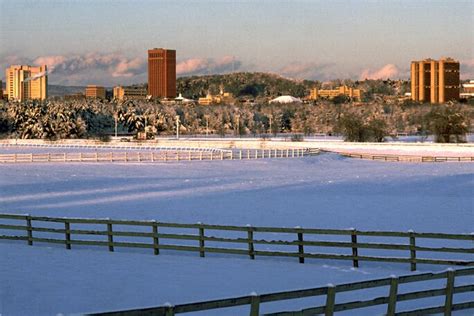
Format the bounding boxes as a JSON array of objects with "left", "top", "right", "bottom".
[
  {"left": 147, "top": 48, "right": 176, "bottom": 98},
  {"left": 410, "top": 57, "right": 460, "bottom": 104}
]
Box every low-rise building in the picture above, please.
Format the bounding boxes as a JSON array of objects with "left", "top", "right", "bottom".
[
  {"left": 461, "top": 80, "right": 474, "bottom": 99},
  {"left": 85, "top": 85, "right": 106, "bottom": 99},
  {"left": 113, "top": 86, "right": 147, "bottom": 100},
  {"left": 309, "top": 85, "right": 362, "bottom": 101}
]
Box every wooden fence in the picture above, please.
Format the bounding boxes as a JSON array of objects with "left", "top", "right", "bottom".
[
  {"left": 1, "top": 214, "right": 472, "bottom": 272},
  {"left": 330, "top": 151, "right": 474, "bottom": 162},
  {"left": 91, "top": 267, "right": 474, "bottom": 316},
  {"left": 0, "top": 148, "right": 317, "bottom": 163}
]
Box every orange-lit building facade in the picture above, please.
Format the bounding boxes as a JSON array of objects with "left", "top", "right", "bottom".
[
  {"left": 85, "top": 85, "right": 106, "bottom": 99},
  {"left": 113, "top": 86, "right": 147, "bottom": 100},
  {"left": 309, "top": 85, "right": 361, "bottom": 101},
  {"left": 5, "top": 65, "right": 48, "bottom": 101},
  {"left": 148, "top": 48, "right": 176, "bottom": 98},
  {"left": 410, "top": 57, "right": 460, "bottom": 103}
]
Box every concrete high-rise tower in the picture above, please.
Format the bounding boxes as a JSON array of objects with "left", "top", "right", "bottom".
[
  {"left": 410, "top": 57, "right": 459, "bottom": 104},
  {"left": 147, "top": 48, "right": 176, "bottom": 98},
  {"left": 5, "top": 65, "right": 48, "bottom": 101}
]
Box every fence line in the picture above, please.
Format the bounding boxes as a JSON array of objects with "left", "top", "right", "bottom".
[
  {"left": 91, "top": 268, "right": 474, "bottom": 316},
  {"left": 326, "top": 151, "right": 474, "bottom": 162},
  {"left": 1, "top": 213, "right": 472, "bottom": 272},
  {"left": 0, "top": 143, "right": 230, "bottom": 152},
  {"left": 0, "top": 148, "right": 318, "bottom": 163}
]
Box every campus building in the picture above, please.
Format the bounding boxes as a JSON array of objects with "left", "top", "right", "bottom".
[
  {"left": 85, "top": 85, "right": 106, "bottom": 99},
  {"left": 148, "top": 48, "right": 176, "bottom": 98},
  {"left": 5, "top": 65, "right": 48, "bottom": 101},
  {"left": 410, "top": 57, "right": 460, "bottom": 103},
  {"left": 309, "top": 85, "right": 361, "bottom": 101},
  {"left": 460, "top": 80, "right": 474, "bottom": 99},
  {"left": 113, "top": 86, "right": 148, "bottom": 100}
]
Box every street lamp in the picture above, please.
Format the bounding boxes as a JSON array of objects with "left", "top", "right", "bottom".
[{"left": 175, "top": 115, "right": 180, "bottom": 140}]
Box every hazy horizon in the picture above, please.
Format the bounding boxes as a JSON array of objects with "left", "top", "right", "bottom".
[{"left": 1, "top": 0, "right": 473, "bottom": 86}]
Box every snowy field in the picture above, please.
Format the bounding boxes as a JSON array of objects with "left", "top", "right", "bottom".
[{"left": 1, "top": 154, "right": 473, "bottom": 315}]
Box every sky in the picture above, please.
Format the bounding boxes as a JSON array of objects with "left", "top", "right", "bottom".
[{"left": 0, "top": 0, "right": 473, "bottom": 86}]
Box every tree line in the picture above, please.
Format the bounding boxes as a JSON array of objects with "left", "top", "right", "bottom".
[{"left": 0, "top": 99, "right": 471, "bottom": 143}]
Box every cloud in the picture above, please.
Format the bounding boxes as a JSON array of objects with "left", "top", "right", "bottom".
[
  {"left": 176, "top": 56, "right": 241, "bottom": 76},
  {"left": 1, "top": 53, "right": 147, "bottom": 86},
  {"left": 359, "top": 64, "right": 400, "bottom": 80},
  {"left": 278, "top": 62, "right": 337, "bottom": 81},
  {"left": 460, "top": 59, "right": 474, "bottom": 79}
]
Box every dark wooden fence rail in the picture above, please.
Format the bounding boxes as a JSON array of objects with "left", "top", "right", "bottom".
[
  {"left": 328, "top": 151, "right": 474, "bottom": 162},
  {"left": 1, "top": 213, "right": 472, "bottom": 272},
  {"left": 91, "top": 268, "right": 474, "bottom": 316},
  {"left": 0, "top": 148, "right": 318, "bottom": 163}
]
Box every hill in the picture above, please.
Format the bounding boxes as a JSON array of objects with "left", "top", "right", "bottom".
[
  {"left": 48, "top": 84, "right": 87, "bottom": 97},
  {"left": 177, "top": 72, "right": 317, "bottom": 99}
]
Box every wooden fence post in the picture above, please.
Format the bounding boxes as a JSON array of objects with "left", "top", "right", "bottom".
[
  {"left": 221, "top": 151, "right": 224, "bottom": 160},
  {"left": 239, "top": 150, "right": 242, "bottom": 160},
  {"left": 152, "top": 221, "right": 159, "bottom": 255},
  {"left": 198, "top": 223, "right": 205, "bottom": 257},
  {"left": 211, "top": 151, "right": 214, "bottom": 160},
  {"left": 200, "top": 151, "right": 203, "bottom": 161},
  {"left": 444, "top": 269, "right": 455, "bottom": 316},
  {"left": 26, "top": 215, "right": 33, "bottom": 246},
  {"left": 164, "top": 305, "right": 175, "bottom": 316},
  {"left": 107, "top": 221, "right": 114, "bottom": 252},
  {"left": 387, "top": 276, "right": 399, "bottom": 316},
  {"left": 351, "top": 229, "right": 359, "bottom": 268},
  {"left": 325, "top": 285, "right": 336, "bottom": 316},
  {"left": 230, "top": 151, "right": 233, "bottom": 160},
  {"left": 250, "top": 293, "right": 260, "bottom": 316},
  {"left": 151, "top": 152, "right": 154, "bottom": 162},
  {"left": 164, "top": 151, "right": 168, "bottom": 162},
  {"left": 297, "top": 228, "right": 304, "bottom": 263},
  {"left": 247, "top": 150, "right": 250, "bottom": 159},
  {"left": 247, "top": 225, "right": 255, "bottom": 259},
  {"left": 95, "top": 152, "right": 98, "bottom": 162},
  {"left": 65, "top": 221, "right": 71, "bottom": 249},
  {"left": 408, "top": 230, "right": 416, "bottom": 271}
]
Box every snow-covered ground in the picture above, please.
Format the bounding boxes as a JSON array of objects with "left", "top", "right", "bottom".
[{"left": 1, "top": 154, "right": 473, "bottom": 315}]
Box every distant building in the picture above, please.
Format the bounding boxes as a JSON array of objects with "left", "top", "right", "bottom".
[
  {"left": 85, "top": 85, "right": 106, "bottom": 99},
  {"left": 460, "top": 80, "right": 474, "bottom": 99},
  {"left": 148, "top": 48, "right": 176, "bottom": 98},
  {"left": 5, "top": 65, "right": 48, "bottom": 101},
  {"left": 309, "top": 85, "right": 361, "bottom": 101},
  {"left": 198, "top": 86, "right": 234, "bottom": 105},
  {"left": 269, "top": 95, "right": 302, "bottom": 104},
  {"left": 113, "top": 86, "right": 147, "bottom": 100},
  {"left": 410, "top": 57, "right": 460, "bottom": 103}
]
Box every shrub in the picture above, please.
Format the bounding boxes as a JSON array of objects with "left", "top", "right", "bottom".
[
  {"left": 337, "top": 115, "right": 388, "bottom": 142},
  {"left": 425, "top": 105, "right": 468, "bottom": 143}
]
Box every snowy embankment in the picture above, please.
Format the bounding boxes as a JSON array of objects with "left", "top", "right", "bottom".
[{"left": 0, "top": 156, "right": 473, "bottom": 315}]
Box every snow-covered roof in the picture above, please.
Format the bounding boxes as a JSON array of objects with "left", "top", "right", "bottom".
[{"left": 269, "top": 95, "right": 302, "bottom": 104}]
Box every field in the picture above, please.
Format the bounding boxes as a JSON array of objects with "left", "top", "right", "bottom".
[{"left": 0, "top": 149, "right": 473, "bottom": 315}]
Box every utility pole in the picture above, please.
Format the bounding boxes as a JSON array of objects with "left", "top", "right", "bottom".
[
  {"left": 175, "top": 115, "right": 180, "bottom": 140},
  {"left": 114, "top": 114, "right": 118, "bottom": 138}
]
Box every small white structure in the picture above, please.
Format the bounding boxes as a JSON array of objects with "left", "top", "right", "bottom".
[
  {"left": 175, "top": 93, "right": 195, "bottom": 104},
  {"left": 269, "top": 95, "right": 302, "bottom": 104}
]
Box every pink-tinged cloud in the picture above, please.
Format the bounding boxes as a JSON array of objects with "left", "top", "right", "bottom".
[
  {"left": 176, "top": 56, "right": 241, "bottom": 76},
  {"left": 279, "top": 62, "right": 336, "bottom": 81},
  {"left": 460, "top": 59, "right": 474, "bottom": 79},
  {"left": 360, "top": 64, "right": 399, "bottom": 80}
]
